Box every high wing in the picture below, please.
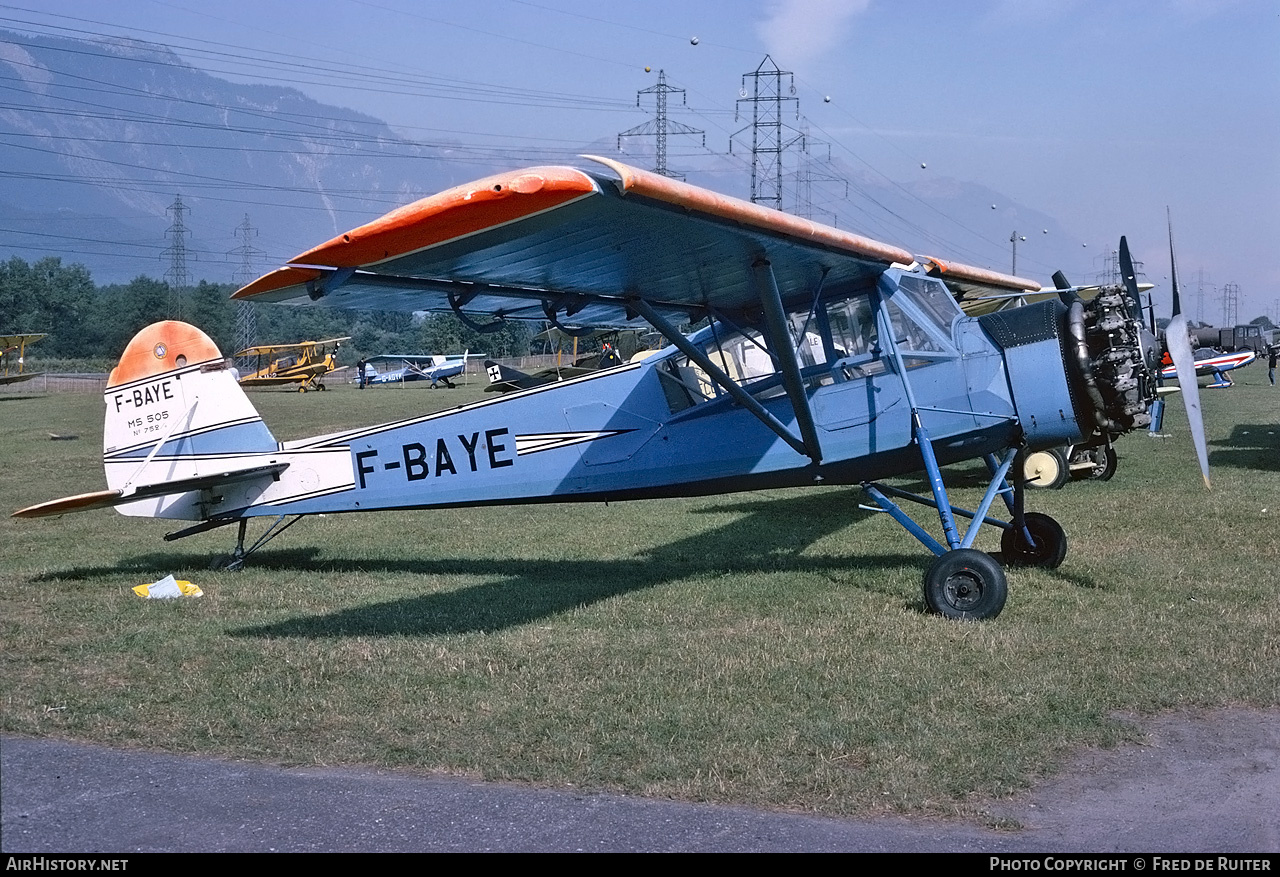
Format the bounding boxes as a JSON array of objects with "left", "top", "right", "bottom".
[
  {"left": 236, "top": 156, "right": 942, "bottom": 326},
  {"left": 236, "top": 154, "right": 1043, "bottom": 348},
  {"left": 366, "top": 354, "right": 460, "bottom": 364}
]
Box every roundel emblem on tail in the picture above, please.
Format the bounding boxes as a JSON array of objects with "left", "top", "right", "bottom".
[{"left": 154, "top": 343, "right": 168, "bottom": 359}]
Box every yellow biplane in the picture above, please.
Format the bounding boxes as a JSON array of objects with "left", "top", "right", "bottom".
[
  {"left": 0, "top": 333, "right": 45, "bottom": 386},
  {"left": 234, "top": 337, "right": 349, "bottom": 392}
]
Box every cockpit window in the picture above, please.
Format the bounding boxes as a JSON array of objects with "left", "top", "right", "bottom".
[
  {"left": 886, "top": 299, "right": 948, "bottom": 355},
  {"left": 896, "top": 275, "right": 962, "bottom": 334}
]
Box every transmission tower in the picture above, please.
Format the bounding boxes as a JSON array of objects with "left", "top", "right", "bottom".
[
  {"left": 789, "top": 122, "right": 846, "bottom": 225},
  {"left": 1196, "top": 269, "right": 1211, "bottom": 325},
  {"left": 730, "top": 55, "right": 803, "bottom": 211},
  {"left": 161, "top": 195, "right": 193, "bottom": 320},
  {"left": 1096, "top": 249, "right": 1144, "bottom": 291},
  {"left": 1221, "top": 282, "right": 1240, "bottom": 327},
  {"left": 617, "top": 70, "right": 705, "bottom": 179},
  {"left": 229, "top": 214, "right": 264, "bottom": 363}
]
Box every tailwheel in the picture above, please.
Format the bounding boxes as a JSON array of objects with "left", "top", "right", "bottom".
[
  {"left": 1022, "top": 447, "right": 1068, "bottom": 489},
  {"left": 1000, "top": 512, "right": 1067, "bottom": 568},
  {"left": 923, "top": 549, "right": 1007, "bottom": 620}
]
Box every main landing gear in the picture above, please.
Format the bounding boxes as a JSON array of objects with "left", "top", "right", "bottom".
[
  {"left": 862, "top": 441, "right": 1069, "bottom": 621},
  {"left": 923, "top": 549, "right": 1007, "bottom": 620}
]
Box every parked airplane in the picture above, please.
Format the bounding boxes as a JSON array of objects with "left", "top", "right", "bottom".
[
  {"left": 1159, "top": 347, "right": 1256, "bottom": 388},
  {"left": 0, "top": 333, "right": 45, "bottom": 386},
  {"left": 363, "top": 353, "right": 475, "bottom": 388},
  {"left": 235, "top": 337, "right": 349, "bottom": 392},
  {"left": 13, "top": 158, "right": 1205, "bottom": 620},
  {"left": 486, "top": 326, "right": 660, "bottom": 392}
]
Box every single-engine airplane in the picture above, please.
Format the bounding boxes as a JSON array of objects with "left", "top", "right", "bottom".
[
  {"left": 364, "top": 352, "right": 475, "bottom": 388},
  {"left": 1159, "top": 347, "right": 1255, "bottom": 388},
  {"left": 13, "top": 157, "right": 1208, "bottom": 620},
  {"left": 1, "top": 333, "right": 45, "bottom": 385},
  {"left": 485, "top": 327, "right": 655, "bottom": 392},
  {"left": 235, "top": 337, "right": 349, "bottom": 392}
]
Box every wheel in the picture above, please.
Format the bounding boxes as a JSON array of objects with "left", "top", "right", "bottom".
[
  {"left": 208, "top": 553, "right": 244, "bottom": 571},
  {"left": 1000, "top": 512, "right": 1068, "bottom": 568},
  {"left": 1089, "top": 447, "right": 1117, "bottom": 481},
  {"left": 1023, "top": 447, "right": 1068, "bottom": 489},
  {"left": 923, "top": 549, "right": 1008, "bottom": 620},
  {"left": 1069, "top": 446, "right": 1117, "bottom": 482}
]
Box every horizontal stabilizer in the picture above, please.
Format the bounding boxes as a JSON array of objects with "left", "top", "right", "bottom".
[{"left": 13, "top": 462, "right": 289, "bottom": 518}]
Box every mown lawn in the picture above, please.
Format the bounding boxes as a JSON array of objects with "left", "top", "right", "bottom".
[{"left": 2, "top": 366, "right": 1276, "bottom": 819}]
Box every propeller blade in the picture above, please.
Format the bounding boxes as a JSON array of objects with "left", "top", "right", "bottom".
[
  {"left": 1118, "top": 236, "right": 1144, "bottom": 319},
  {"left": 1051, "top": 270, "right": 1072, "bottom": 290},
  {"left": 1167, "top": 208, "right": 1183, "bottom": 319},
  {"left": 1165, "top": 313, "right": 1210, "bottom": 488}
]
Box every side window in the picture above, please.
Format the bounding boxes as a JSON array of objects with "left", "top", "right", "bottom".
[
  {"left": 657, "top": 325, "right": 789, "bottom": 413},
  {"left": 825, "top": 296, "right": 888, "bottom": 378}
]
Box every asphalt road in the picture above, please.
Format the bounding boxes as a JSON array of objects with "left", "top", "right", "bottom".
[{"left": 2, "top": 709, "right": 1277, "bottom": 853}]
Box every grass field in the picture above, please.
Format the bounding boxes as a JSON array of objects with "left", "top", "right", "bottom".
[{"left": 2, "top": 367, "right": 1277, "bottom": 820}]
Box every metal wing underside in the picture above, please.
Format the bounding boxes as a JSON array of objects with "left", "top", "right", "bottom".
[{"left": 235, "top": 158, "right": 921, "bottom": 328}]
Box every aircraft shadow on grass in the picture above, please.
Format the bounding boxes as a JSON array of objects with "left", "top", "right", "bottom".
[
  {"left": 228, "top": 490, "right": 924, "bottom": 638},
  {"left": 34, "top": 490, "right": 1109, "bottom": 637},
  {"left": 243, "top": 487, "right": 1107, "bottom": 636},
  {"left": 1208, "top": 424, "right": 1280, "bottom": 472}
]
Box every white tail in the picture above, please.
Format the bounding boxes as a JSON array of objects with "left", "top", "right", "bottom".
[{"left": 101, "top": 322, "right": 279, "bottom": 519}]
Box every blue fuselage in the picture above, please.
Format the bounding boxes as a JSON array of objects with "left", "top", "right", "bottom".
[{"left": 247, "top": 278, "right": 1086, "bottom": 519}]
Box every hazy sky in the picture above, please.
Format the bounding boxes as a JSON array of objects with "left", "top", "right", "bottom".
[{"left": 6, "top": 0, "right": 1279, "bottom": 320}]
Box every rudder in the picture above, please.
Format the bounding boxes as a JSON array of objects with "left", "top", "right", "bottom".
[{"left": 103, "top": 321, "right": 278, "bottom": 517}]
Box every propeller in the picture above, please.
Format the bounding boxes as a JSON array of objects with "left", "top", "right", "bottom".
[{"left": 1148, "top": 220, "right": 1211, "bottom": 488}]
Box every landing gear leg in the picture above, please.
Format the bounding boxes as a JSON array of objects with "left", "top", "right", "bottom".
[
  {"left": 208, "top": 515, "right": 302, "bottom": 571},
  {"left": 861, "top": 441, "right": 1020, "bottom": 621}
]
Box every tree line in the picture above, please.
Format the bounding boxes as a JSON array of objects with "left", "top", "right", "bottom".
[{"left": 0, "top": 256, "right": 535, "bottom": 368}]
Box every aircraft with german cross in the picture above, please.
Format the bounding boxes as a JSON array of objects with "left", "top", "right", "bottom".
[
  {"left": 12, "top": 156, "right": 1209, "bottom": 620},
  {"left": 234, "top": 336, "right": 349, "bottom": 392}
]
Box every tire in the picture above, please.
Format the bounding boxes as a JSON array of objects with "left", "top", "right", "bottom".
[
  {"left": 1001, "top": 512, "right": 1068, "bottom": 568},
  {"left": 1069, "top": 447, "right": 1116, "bottom": 482},
  {"left": 1023, "top": 447, "right": 1068, "bottom": 489},
  {"left": 923, "top": 549, "right": 1008, "bottom": 620},
  {"left": 1090, "top": 447, "right": 1117, "bottom": 481}
]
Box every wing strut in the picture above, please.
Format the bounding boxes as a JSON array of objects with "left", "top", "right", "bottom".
[
  {"left": 627, "top": 298, "right": 817, "bottom": 463},
  {"left": 753, "top": 259, "right": 823, "bottom": 464}
]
